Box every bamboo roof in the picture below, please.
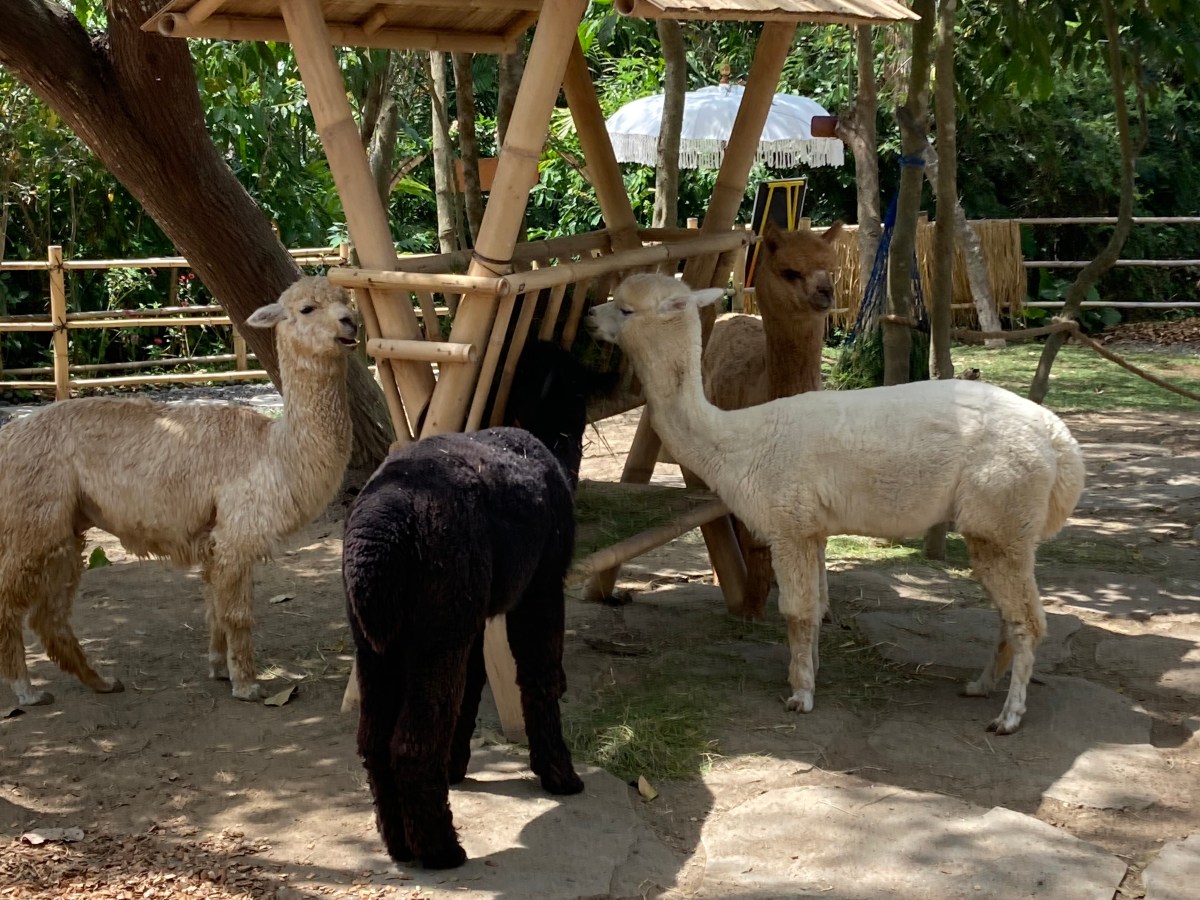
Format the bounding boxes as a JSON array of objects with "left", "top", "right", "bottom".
[{"left": 143, "top": 0, "right": 918, "bottom": 52}]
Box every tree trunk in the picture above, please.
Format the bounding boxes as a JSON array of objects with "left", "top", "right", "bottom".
[
  {"left": 429, "top": 50, "right": 458, "bottom": 254},
  {"left": 497, "top": 48, "right": 525, "bottom": 146},
  {"left": 929, "top": 0, "right": 956, "bottom": 383},
  {"left": 884, "top": 0, "right": 934, "bottom": 387},
  {"left": 0, "top": 0, "right": 392, "bottom": 467},
  {"left": 452, "top": 53, "right": 485, "bottom": 245},
  {"left": 924, "top": 0, "right": 957, "bottom": 562},
  {"left": 836, "top": 26, "right": 882, "bottom": 287},
  {"left": 363, "top": 53, "right": 398, "bottom": 209},
  {"left": 1028, "top": 0, "right": 1141, "bottom": 404},
  {"left": 652, "top": 19, "right": 686, "bottom": 229}
]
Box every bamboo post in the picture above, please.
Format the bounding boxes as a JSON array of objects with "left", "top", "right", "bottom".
[
  {"left": 233, "top": 331, "right": 249, "bottom": 370},
  {"left": 588, "top": 23, "right": 796, "bottom": 612},
  {"left": 489, "top": 289, "right": 541, "bottom": 426},
  {"left": 49, "top": 245, "right": 69, "bottom": 401},
  {"left": 411, "top": 0, "right": 588, "bottom": 741},
  {"left": 561, "top": 39, "right": 642, "bottom": 253},
  {"left": 420, "top": 0, "right": 588, "bottom": 438},
  {"left": 280, "top": 0, "right": 434, "bottom": 437}
]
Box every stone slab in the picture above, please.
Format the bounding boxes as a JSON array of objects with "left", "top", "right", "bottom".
[
  {"left": 1144, "top": 834, "right": 1200, "bottom": 900},
  {"left": 856, "top": 607, "right": 1081, "bottom": 671},
  {"left": 1043, "top": 743, "right": 1164, "bottom": 810},
  {"left": 1041, "top": 570, "right": 1200, "bottom": 619},
  {"left": 1095, "top": 627, "right": 1200, "bottom": 698},
  {"left": 365, "top": 748, "right": 673, "bottom": 900},
  {"left": 697, "top": 782, "right": 1126, "bottom": 900}
]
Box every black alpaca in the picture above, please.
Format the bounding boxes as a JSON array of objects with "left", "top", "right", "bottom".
[{"left": 342, "top": 341, "right": 598, "bottom": 869}]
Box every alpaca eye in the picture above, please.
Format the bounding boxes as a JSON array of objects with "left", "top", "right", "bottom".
[
  {"left": 781, "top": 269, "right": 803, "bottom": 281},
  {"left": 300, "top": 305, "right": 315, "bottom": 315},
  {"left": 619, "top": 307, "right": 633, "bottom": 316}
]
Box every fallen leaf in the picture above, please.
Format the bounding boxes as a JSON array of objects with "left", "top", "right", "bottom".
[
  {"left": 268, "top": 594, "right": 294, "bottom": 604},
  {"left": 21, "top": 827, "right": 84, "bottom": 845},
  {"left": 637, "top": 775, "right": 659, "bottom": 801},
  {"left": 264, "top": 685, "right": 296, "bottom": 707},
  {"left": 87, "top": 547, "right": 110, "bottom": 569}
]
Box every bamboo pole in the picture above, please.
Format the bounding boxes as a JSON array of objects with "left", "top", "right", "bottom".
[
  {"left": 421, "top": 0, "right": 588, "bottom": 440},
  {"left": 497, "top": 230, "right": 746, "bottom": 296},
  {"left": 0, "top": 322, "right": 57, "bottom": 333},
  {"left": 69, "top": 369, "right": 268, "bottom": 389},
  {"left": 49, "top": 245, "right": 69, "bottom": 401},
  {"left": 281, "top": 0, "right": 433, "bottom": 437},
  {"left": 568, "top": 499, "right": 731, "bottom": 586},
  {"left": 538, "top": 282, "right": 570, "bottom": 342},
  {"left": 561, "top": 39, "right": 642, "bottom": 252},
  {"left": 4, "top": 353, "right": 255, "bottom": 376},
  {"left": 155, "top": 14, "right": 512, "bottom": 54},
  {"left": 367, "top": 338, "right": 477, "bottom": 364},
  {"left": 559, "top": 277, "right": 594, "bottom": 350},
  {"left": 465, "top": 290, "right": 518, "bottom": 431},
  {"left": 327, "top": 267, "right": 506, "bottom": 295},
  {"left": 234, "top": 331, "right": 248, "bottom": 370},
  {"left": 184, "top": 0, "right": 226, "bottom": 25},
  {"left": 591, "top": 23, "right": 796, "bottom": 612},
  {"left": 414, "top": 291, "right": 444, "bottom": 340},
  {"left": 488, "top": 289, "right": 541, "bottom": 427},
  {"left": 64, "top": 316, "right": 233, "bottom": 329}
]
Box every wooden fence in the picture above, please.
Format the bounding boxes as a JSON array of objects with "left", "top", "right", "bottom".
[{"left": 0, "top": 244, "right": 346, "bottom": 399}]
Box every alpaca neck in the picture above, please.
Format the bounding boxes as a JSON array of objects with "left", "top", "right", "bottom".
[
  {"left": 761, "top": 314, "right": 825, "bottom": 399},
  {"left": 269, "top": 345, "right": 352, "bottom": 497},
  {"left": 631, "top": 317, "right": 730, "bottom": 487}
]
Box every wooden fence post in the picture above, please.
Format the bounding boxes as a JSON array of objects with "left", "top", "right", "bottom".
[{"left": 49, "top": 245, "right": 70, "bottom": 401}]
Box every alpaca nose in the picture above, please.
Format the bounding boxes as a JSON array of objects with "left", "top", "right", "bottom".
[{"left": 340, "top": 315, "right": 357, "bottom": 333}]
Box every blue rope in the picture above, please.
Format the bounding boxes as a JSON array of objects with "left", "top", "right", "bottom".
[{"left": 846, "top": 160, "right": 929, "bottom": 345}]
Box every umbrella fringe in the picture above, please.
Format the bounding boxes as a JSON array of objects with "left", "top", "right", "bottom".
[{"left": 608, "top": 133, "right": 844, "bottom": 170}]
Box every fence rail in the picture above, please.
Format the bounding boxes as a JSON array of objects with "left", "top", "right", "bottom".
[
  {"left": 1, "top": 244, "right": 347, "bottom": 398},
  {"left": 1017, "top": 216, "right": 1200, "bottom": 310}
]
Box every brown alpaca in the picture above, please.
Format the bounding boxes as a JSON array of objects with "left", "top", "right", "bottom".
[{"left": 702, "top": 220, "right": 844, "bottom": 619}]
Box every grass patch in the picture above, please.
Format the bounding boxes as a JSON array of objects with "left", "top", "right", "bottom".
[
  {"left": 951, "top": 343, "right": 1200, "bottom": 413},
  {"left": 563, "top": 668, "right": 724, "bottom": 782},
  {"left": 572, "top": 481, "right": 714, "bottom": 561}
]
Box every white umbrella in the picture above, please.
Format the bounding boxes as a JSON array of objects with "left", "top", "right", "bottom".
[{"left": 605, "top": 83, "right": 845, "bottom": 170}]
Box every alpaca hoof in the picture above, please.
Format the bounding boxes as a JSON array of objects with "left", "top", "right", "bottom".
[
  {"left": 232, "top": 682, "right": 267, "bottom": 701},
  {"left": 541, "top": 769, "right": 585, "bottom": 796},
  {"left": 15, "top": 688, "right": 54, "bottom": 707},
  {"left": 785, "top": 689, "right": 814, "bottom": 713},
  {"left": 962, "top": 680, "right": 989, "bottom": 698},
  {"left": 987, "top": 713, "right": 1022, "bottom": 735},
  {"left": 418, "top": 843, "right": 467, "bottom": 870},
  {"left": 99, "top": 677, "right": 125, "bottom": 694}
]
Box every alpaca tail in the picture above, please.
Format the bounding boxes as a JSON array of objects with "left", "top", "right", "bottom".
[
  {"left": 1041, "top": 417, "right": 1086, "bottom": 540},
  {"left": 342, "top": 527, "right": 406, "bottom": 656}
]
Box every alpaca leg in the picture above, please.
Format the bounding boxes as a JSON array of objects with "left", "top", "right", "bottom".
[
  {"left": 0, "top": 599, "right": 53, "bottom": 706},
  {"left": 818, "top": 540, "right": 832, "bottom": 623},
  {"left": 26, "top": 539, "right": 123, "bottom": 695},
  {"left": 354, "top": 644, "right": 413, "bottom": 864},
  {"left": 506, "top": 583, "right": 584, "bottom": 796},
  {"left": 202, "top": 580, "right": 229, "bottom": 681},
  {"left": 393, "top": 643, "right": 472, "bottom": 869},
  {"left": 203, "top": 552, "right": 263, "bottom": 701},
  {"left": 447, "top": 631, "right": 486, "bottom": 785},
  {"left": 738, "top": 518, "right": 772, "bottom": 622},
  {"left": 773, "top": 537, "right": 824, "bottom": 713},
  {"left": 964, "top": 536, "right": 1045, "bottom": 734}
]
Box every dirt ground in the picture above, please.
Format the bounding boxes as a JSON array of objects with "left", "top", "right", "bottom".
[{"left": 1, "top": 404, "right": 1198, "bottom": 899}]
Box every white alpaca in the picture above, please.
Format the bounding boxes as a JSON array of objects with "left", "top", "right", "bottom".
[
  {"left": 589, "top": 274, "right": 1085, "bottom": 734},
  {"left": 0, "top": 276, "right": 357, "bottom": 705}
]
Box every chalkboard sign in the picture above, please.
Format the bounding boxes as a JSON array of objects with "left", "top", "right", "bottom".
[{"left": 745, "top": 178, "right": 808, "bottom": 287}]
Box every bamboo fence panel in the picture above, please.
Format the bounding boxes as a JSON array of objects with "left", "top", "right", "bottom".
[{"left": 829, "top": 219, "right": 1025, "bottom": 329}]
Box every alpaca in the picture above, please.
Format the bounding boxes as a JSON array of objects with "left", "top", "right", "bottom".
[
  {"left": 589, "top": 274, "right": 1085, "bottom": 734},
  {"left": 0, "top": 276, "right": 356, "bottom": 705},
  {"left": 342, "top": 341, "right": 592, "bottom": 870},
  {"left": 702, "top": 220, "right": 844, "bottom": 619}
]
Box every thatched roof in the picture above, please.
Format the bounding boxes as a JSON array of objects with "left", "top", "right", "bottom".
[{"left": 143, "top": 0, "right": 918, "bottom": 52}]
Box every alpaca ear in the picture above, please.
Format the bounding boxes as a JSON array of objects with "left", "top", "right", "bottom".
[
  {"left": 246, "top": 303, "right": 286, "bottom": 328},
  {"left": 823, "top": 220, "right": 846, "bottom": 243},
  {"left": 689, "top": 288, "right": 726, "bottom": 309},
  {"left": 762, "top": 219, "right": 782, "bottom": 252}
]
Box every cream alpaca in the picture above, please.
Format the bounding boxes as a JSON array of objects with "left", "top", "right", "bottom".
[
  {"left": 589, "top": 274, "right": 1085, "bottom": 734},
  {"left": 703, "top": 221, "right": 843, "bottom": 619},
  {"left": 0, "top": 276, "right": 356, "bottom": 705}
]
